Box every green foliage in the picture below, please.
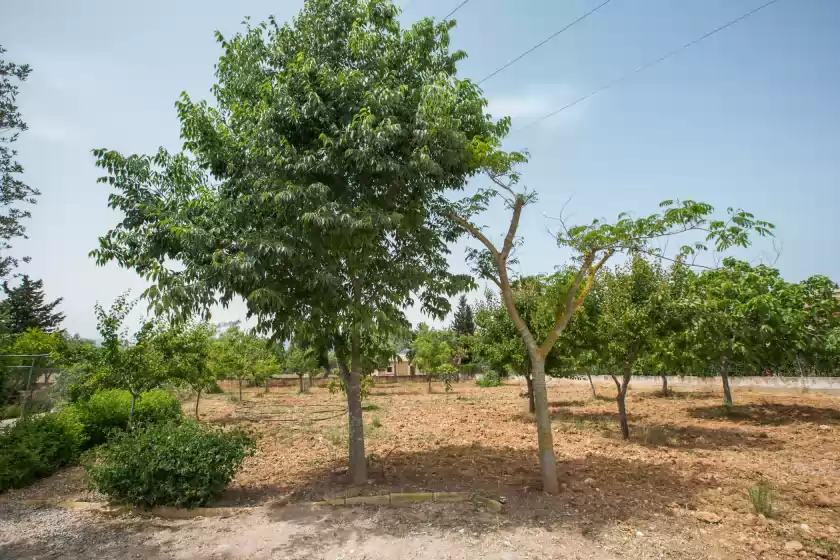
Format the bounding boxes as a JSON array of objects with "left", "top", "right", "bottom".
[
  {"left": 64, "top": 389, "right": 182, "bottom": 448},
  {"left": 328, "top": 375, "right": 374, "bottom": 400},
  {"left": 451, "top": 295, "right": 476, "bottom": 336},
  {"left": 0, "top": 276, "right": 64, "bottom": 333},
  {"left": 0, "top": 46, "right": 39, "bottom": 279},
  {"left": 748, "top": 483, "right": 773, "bottom": 516},
  {"left": 476, "top": 370, "right": 502, "bottom": 388},
  {"left": 85, "top": 420, "right": 255, "bottom": 508},
  {"left": 0, "top": 413, "right": 85, "bottom": 491},
  {"left": 411, "top": 324, "right": 455, "bottom": 376},
  {"left": 371, "top": 415, "right": 382, "bottom": 429},
  {"left": 209, "top": 327, "right": 278, "bottom": 386},
  {"left": 0, "top": 403, "right": 20, "bottom": 419}
]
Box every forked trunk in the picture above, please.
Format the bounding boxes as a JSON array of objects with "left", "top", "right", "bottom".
[
  {"left": 524, "top": 372, "right": 535, "bottom": 414},
  {"left": 587, "top": 373, "right": 597, "bottom": 398},
  {"left": 661, "top": 374, "right": 669, "bottom": 396},
  {"left": 194, "top": 388, "right": 202, "bottom": 420},
  {"left": 612, "top": 366, "right": 633, "bottom": 440},
  {"left": 529, "top": 355, "right": 559, "bottom": 494},
  {"left": 721, "top": 356, "right": 733, "bottom": 407},
  {"left": 346, "top": 330, "right": 367, "bottom": 485}
]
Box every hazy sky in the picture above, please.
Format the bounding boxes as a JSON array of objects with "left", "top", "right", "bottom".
[{"left": 1, "top": 0, "right": 838, "bottom": 338}]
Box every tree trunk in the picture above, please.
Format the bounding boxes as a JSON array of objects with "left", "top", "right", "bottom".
[
  {"left": 616, "top": 389, "right": 630, "bottom": 440},
  {"left": 721, "top": 356, "right": 733, "bottom": 407},
  {"left": 530, "top": 356, "right": 559, "bottom": 494},
  {"left": 587, "top": 373, "right": 597, "bottom": 398},
  {"left": 194, "top": 388, "right": 202, "bottom": 420},
  {"left": 427, "top": 374, "right": 432, "bottom": 393},
  {"left": 612, "top": 368, "right": 632, "bottom": 440},
  {"left": 524, "top": 372, "right": 535, "bottom": 414},
  {"left": 238, "top": 378, "right": 243, "bottom": 401},
  {"left": 323, "top": 363, "right": 331, "bottom": 378},
  {"left": 129, "top": 393, "right": 138, "bottom": 424},
  {"left": 346, "top": 329, "right": 367, "bottom": 485},
  {"left": 298, "top": 374, "right": 304, "bottom": 393},
  {"left": 393, "top": 357, "right": 398, "bottom": 378},
  {"left": 661, "top": 374, "right": 669, "bottom": 396}
]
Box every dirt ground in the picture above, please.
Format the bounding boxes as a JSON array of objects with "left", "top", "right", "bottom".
[{"left": 2, "top": 379, "right": 839, "bottom": 559}]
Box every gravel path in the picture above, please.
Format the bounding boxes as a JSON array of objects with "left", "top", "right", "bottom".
[{"left": 0, "top": 501, "right": 620, "bottom": 560}]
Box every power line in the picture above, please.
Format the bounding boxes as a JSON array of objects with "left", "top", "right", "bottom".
[
  {"left": 478, "top": 0, "right": 614, "bottom": 85},
  {"left": 442, "top": 0, "right": 471, "bottom": 22},
  {"left": 520, "top": 0, "right": 785, "bottom": 130}
]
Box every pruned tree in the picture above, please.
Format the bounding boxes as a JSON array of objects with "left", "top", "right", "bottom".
[
  {"left": 95, "top": 293, "right": 167, "bottom": 421},
  {"left": 156, "top": 322, "right": 216, "bottom": 419},
  {"left": 0, "top": 276, "right": 65, "bottom": 333},
  {"left": 91, "top": 0, "right": 499, "bottom": 484},
  {"left": 285, "top": 341, "right": 319, "bottom": 393},
  {"left": 410, "top": 324, "right": 454, "bottom": 392},
  {"left": 0, "top": 46, "right": 39, "bottom": 279},
  {"left": 451, "top": 150, "right": 774, "bottom": 492}
]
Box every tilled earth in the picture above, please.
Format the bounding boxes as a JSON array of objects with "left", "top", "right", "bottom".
[{"left": 1, "top": 380, "right": 838, "bottom": 559}]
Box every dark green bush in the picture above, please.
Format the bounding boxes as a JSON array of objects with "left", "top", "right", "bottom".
[
  {"left": 65, "top": 389, "right": 182, "bottom": 447},
  {"left": 476, "top": 371, "right": 502, "bottom": 388},
  {"left": 0, "top": 413, "right": 85, "bottom": 491},
  {"left": 85, "top": 420, "right": 255, "bottom": 508}
]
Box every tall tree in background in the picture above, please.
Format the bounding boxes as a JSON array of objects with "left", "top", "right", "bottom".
[
  {"left": 0, "top": 275, "right": 64, "bottom": 333},
  {"left": 92, "top": 0, "right": 502, "bottom": 484},
  {"left": 451, "top": 295, "right": 475, "bottom": 336},
  {"left": 0, "top": 46, "right": 39, "bottom": 279}
]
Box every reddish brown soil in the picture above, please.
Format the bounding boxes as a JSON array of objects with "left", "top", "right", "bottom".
[{"left": 6, "top": 380, "right": 839, "bottom": 559}]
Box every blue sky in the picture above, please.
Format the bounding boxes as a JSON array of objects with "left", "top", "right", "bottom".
[{"left": 1, "top": 0, "right": 838, "bottom": 337}]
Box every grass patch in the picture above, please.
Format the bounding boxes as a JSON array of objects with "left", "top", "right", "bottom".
[
  {"left": 371, "top": 415, "right": 382, "bottom": 429},
  {"left": 325, "top": 427, "right": 346, "bottom": 446},
  {"left": 455, "top": 395, "right": 474, "bottom": 402},
  {"left": 806, "top": 539, "right": 839, "bottom": 554},
  {"left": 641, "top": 426, "right": 671, "bottom": 446},
  {"left": 748, "top": 483, "right": 773, "bottom": 516},
  {"left": 362, "top": 404, "right": 380, "bottom": 411}
]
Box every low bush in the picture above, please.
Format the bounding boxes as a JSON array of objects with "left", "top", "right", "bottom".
[
  {"left": 85, "top": 420, "right": 255, "bottom": 508},
  {"left": 0, "top": 413, "right": 85, "bottom": 491},
  {"left": 476, "top": 371, "right": 502, "bottom": 388},
  {"left": 65, "top": 389, "right": 182, "bottom": 447},
  {"left": 327, "top": 375, "right": 374, "bottom": 399},
  {"left": 748, "top": 483, "right": 773, "bottom": 516},
  {"left": 0, "top": 404, "right": 21, "bottom": 420}
]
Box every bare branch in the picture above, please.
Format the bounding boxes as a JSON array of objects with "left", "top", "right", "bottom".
[
  {"left": 500, "top": 196, "right": 525, "bottom": 260},
  {"left": 538, "top": 252, "right": 596, "bottom": 358},
  {"left": 450, "top": 213, "right": 500, "bottom": 259}
]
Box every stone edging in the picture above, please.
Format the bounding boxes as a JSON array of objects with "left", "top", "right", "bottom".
[{"left": 8, "top": 492, "right": 504, "bottom": 519}]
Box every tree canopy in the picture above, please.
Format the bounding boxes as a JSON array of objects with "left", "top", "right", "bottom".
[
  {"left": 0, "top": 46, "right": 39, "bottom": 279},
  {"left": 1, "top": 275, "right": 65, "bottom": 333}
]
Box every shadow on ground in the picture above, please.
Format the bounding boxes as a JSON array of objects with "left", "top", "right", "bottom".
[{"left": 689, "top": 403, "right": 840, "bottom": 425}]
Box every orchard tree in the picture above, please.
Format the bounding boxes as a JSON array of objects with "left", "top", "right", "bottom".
[
  {"left": 285, "top": 341, "right": 318, "bottom": 393},
  {"left": 0, "top": 275, "right": 65, "bottom": 333},
  {"left": 0, "top": 46, "right": 39, "bottom": 279},
  {"left": 95, "top": 294, "right": 167, "bottom": 421},
  {"left": 411, "top": 324, "right": 454, "bottom": 392},
  {"left": 690, "top": 259, "right": 807, "bottom": 406},
  {"left": 91, "top": 0, "right": 501, "bottom": 484},
  {"left": 452, "top": 152, "right": 774, "bottom": 492},
  {"left": 156, "top": 322, "right": 216, "bottom": 419},
  {"left": 594, "top": 257, "right": 670, "bottom": 439}
]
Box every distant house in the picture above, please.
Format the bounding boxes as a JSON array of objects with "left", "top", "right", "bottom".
[{"left": 371, "top": 352, "right": 420, "bottom": 377}]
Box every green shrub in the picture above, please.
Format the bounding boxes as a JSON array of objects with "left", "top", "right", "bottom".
[
  {"left": 748, "top": 483, "right": 773, "bottom": 516},
  {"left": 327, "top": 376, "right": 374, "bottom": 399},
  {"left": 85, "top": 420, "right": 255, "bottom": 508},
  {"left": 476, "top": 371, "right": 502, "bottom": 388},
  {"left": 0, "top": 413, "right": 85, "bottom": 491},
  {"left": 0, "top": 404, "right": 21, "bottom": 420},
  {"left": 65, "top": 389, "right": 182, "bottom": 447}
]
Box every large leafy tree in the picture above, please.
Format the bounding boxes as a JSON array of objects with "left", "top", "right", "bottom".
[
  {"left": 92, "top": 0, "right": 501, "bottom": 484},
  {"left": 689, "top": 259, "right": 816, "bottom": 406},
  {"left": 0, "top": 275, "right": 65, "bottom": 333},
  {"left": 0, "top": 46, "right": 39, "bottom": 279},
  {"left": 453, "top": 159, "right": 774, "bottom": 493}
]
